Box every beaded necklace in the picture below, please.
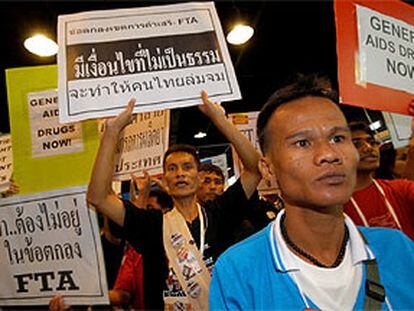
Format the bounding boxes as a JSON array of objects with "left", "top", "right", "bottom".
[{"left": 280, "top": 213, "right": 349, "bottom": 268}]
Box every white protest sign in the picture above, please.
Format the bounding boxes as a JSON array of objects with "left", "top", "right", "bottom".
[
  {"left": 0, "top": 134, "right": 13, "bottom": 193},
  {"left": 28, "top": 90, "right": 84, "bottom": 158},
  {"left": 356, "top": 5, "right": 414, "bottom": 94},
  {"left": 229, "top": 112, "right": 279, "bottom": 195},
  {"left": 0, "top": 186, "right": 109, "bottom": 306},
  {"left": 382, "top": 112, "right": 413, "bottom": 149},
  {"left": 99, "top": 110, "right": 169, "bottom": 181},
  {"left": 58, "top": 2, "right": 241, "bottom": 123}
]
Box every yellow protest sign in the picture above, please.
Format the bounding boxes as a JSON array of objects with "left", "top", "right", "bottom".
[{"left": 6, "top": 65, "right": 100, "bottom": 194}]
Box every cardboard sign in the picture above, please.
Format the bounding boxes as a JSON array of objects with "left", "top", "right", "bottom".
[
  {"left": 335, "top": 0, "right": 414, "bottom": 115},
  {"left": 5, "top": 65, "right": 100, "bottom": 195},
  {"left": 99, "top": 110, "right": 170, "bottom": 181},
  {"left": 0, "top": 186, "right": 108, "bottom": 306},
  {"left": 28, "top": 90, "right": 84, "bottom": 158},
  {"left": 58, "top": 2, "right": 241, "bottom": 123}
]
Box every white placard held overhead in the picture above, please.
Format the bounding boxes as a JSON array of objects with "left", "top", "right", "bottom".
[
  {"left": 0, "top": 186, "right": 109, "bottom": 306},
  {"left": 99, "top": 110, "right": 170, "bottom": 181},
  {"left": 58, "top": 2, "right": 241, "bottom": 123}
]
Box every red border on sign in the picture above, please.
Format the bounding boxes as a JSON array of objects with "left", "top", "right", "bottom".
[{"left": 335, "top": 0, "right": 414, "bottom": 115}]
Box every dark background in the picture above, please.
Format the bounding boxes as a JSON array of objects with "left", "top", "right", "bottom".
[{"left": 0, "top": 0, "right": 412, "bottom": 162}]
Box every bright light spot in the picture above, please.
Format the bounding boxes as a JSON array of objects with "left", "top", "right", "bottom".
[
  {"left": 24, "top": 34, "right": 58, "bottom": 57},
  {"left": 227, "top": 24, "right": 254, "bottom": 45},
  {"left": 194, "top": 131, "right": 207, "bottom": 139},
  {"left": 369, "top": 121, "right": 381, "bottom": 131}
]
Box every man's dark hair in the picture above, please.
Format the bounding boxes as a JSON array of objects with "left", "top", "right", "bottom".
[
  {"left": 199, "top": 163, "right": 225, "bottom": 182},
  {"left": 163, "top": 144, "right": 200, "bottom": 169},
  {"left": 149, "top": 189, "right": 173, "bottom": 211},
  {"left": 257, "top": 73, "right": 339, "bottom": 153},
  {"left": 348, "top": 121, "right": 375, "bottom": 138}
]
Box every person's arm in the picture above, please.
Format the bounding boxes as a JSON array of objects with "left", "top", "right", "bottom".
[
  {"left": 130, "top": 170, "right": 151, "bottom": 209},
  {"left": 199, "top": 91, "right": 261, "bottom": 198},
  {"left": 86, "top": 99, "right": 136, "bottom": 226}
]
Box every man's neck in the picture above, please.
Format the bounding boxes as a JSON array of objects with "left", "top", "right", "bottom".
[
  {"left": 174, "top": 195, "right": 199, "bottom": 223},
  {"left": 284, "top": 205, "right": 345, "bottom": 266},
  {"left": 355, "top": 170, "right": 375, "bottom": 191}
]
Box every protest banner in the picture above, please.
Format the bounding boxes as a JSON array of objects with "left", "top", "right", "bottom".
[
  {"left": 5, "top": 65, "right": 100, "bottom": 194},
  {"left": 335, "top": 0, "right": 414, "bottom": 115},
  {"left": 58, "top": 2, "right": 241, "bottom": 123},
  {"left": 383, "top": 112, "right": 413, "bottom": 149},
  {"left": 99, "top": 109, "right": 170, "bottom": 181},
  {"left": 0, "top": 134, "right": 13, "bottom": 192},
  {"left": 229, "top": 112, "right": 279, "bottom": 195},
  {"left": 0, "top": 186, "right": 108, "bottom": 306},
  {"left": 28, "top": 90, "right": 84, "bottom": 158}
]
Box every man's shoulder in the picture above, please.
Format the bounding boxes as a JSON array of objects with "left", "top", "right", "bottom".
[
  {"left": 122, "top": 199, "right": 163, "bottom": 231},
  {"left": 359, "top": 226, "right": 413, "bottom": 252},
  {"left": 217, "top": 223, "right": 272, "bottom": 264}
]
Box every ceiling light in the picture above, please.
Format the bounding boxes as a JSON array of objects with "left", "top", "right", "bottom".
[
  {"left": 226, "top": 24, "right": 254, "bottom": 45},
  {"left": 24, "top": 34, "right": 58, "bottom": 57},
  {"left": 194, "top": 131, "right": 207, "bottom": 139}
]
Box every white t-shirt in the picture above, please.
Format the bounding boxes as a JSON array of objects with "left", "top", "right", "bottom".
[
  {"left": 292, "top": 241, "right": 362, "bottom": 310},
  {"left": 274, "top": 212, "right": 370, "bottom": 310}
]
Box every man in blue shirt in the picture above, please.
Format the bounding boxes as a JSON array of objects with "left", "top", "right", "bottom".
[{"left": 210, "top": 74, "right": 414, "bottom": 310}]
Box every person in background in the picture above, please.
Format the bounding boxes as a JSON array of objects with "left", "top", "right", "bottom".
[
  {"left": 374, "top": 142, "right": 397, "bottom": 180},
  {"left": 130, "top": 170, "right": 173, "bottom": 213},
  {"left": 197, "top": 162, "right": 281, "bottom": 242},
  {"left": 344, "top": 118, "right": 414, "bottom": 240},
  {"left": 391, "top": 119, "right": 414, "bottom": 181},
  {"left": 210, "top": 74, "right": 414, "bottom": 309},
  {"left": 87, "top": 91, "right": 261, "bottom": 309},
  {"left": 393, "top": 145, "right": 409, "bottom": 178},
  {"left": 197, "top": 163, "right": 225, "bottom": 206},
  {"left": 110, "top": 243, "right": 145, "bottom": 310}
]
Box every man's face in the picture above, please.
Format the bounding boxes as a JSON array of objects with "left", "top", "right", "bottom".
[
  {"left": 260, "top": 96, "right": 359, "bottom": 209},
  {"left": 197, "top": 171, "right": 224, "bottom": 204},
  {"left": 163, "top": 152, "right": 200, "bottom": 198},
  {"left": 351, "top": 130, "right": 380, "bottom": 172}
]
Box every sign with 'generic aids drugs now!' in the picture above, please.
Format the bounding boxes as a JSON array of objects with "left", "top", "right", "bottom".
[{"left": 335, "top": 0, "right": 414, "bottom": 115}]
